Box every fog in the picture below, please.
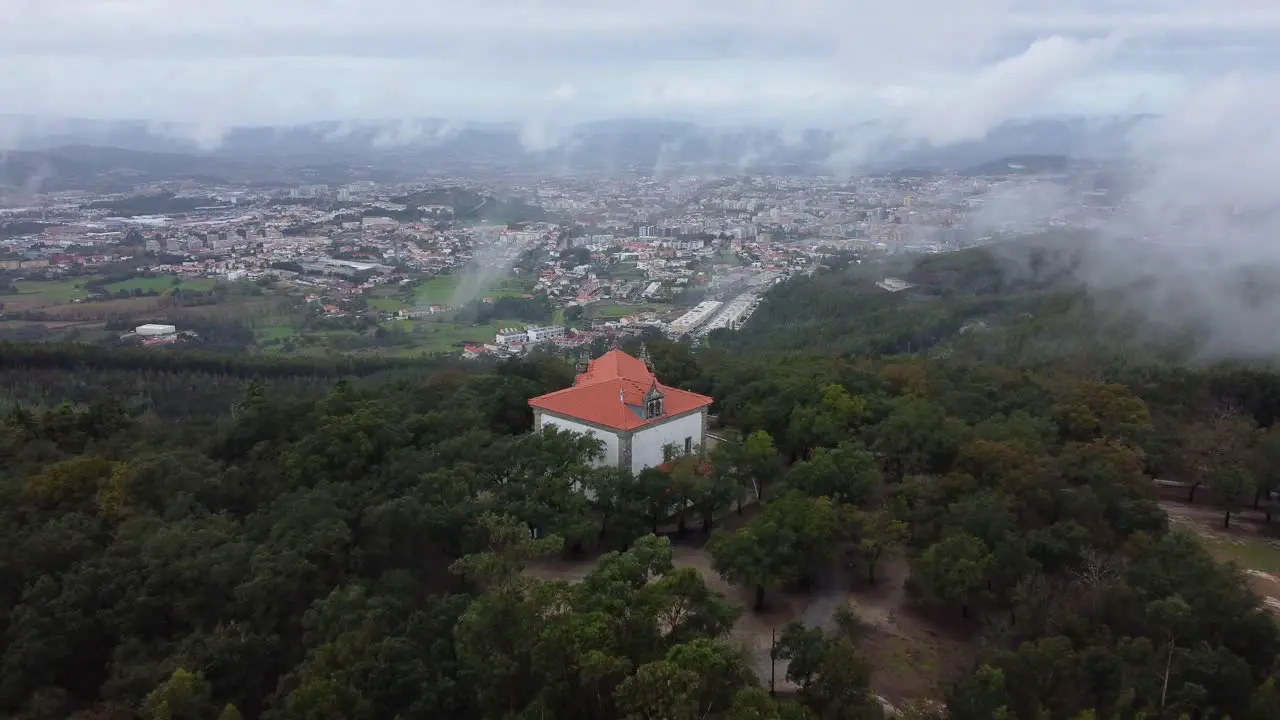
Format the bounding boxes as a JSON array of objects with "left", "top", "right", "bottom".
[{"left": 948, "top": 71, "right": 1280, "bottom": 361}]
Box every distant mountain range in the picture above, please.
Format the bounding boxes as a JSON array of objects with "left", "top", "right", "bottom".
[{"left": 0, "top": 115, "right": 1149, "bottom": 193}]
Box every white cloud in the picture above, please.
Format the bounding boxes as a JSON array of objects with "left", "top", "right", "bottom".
[
  {"left": 0, "top": 0, "right": 1276, "bottom": 127},
  {"left": 901, "top": 35, "right": 1123, "bottom": 147}
]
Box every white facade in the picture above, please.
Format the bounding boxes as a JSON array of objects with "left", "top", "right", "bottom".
[
  {"left": 526, "top": 325, "right": 566, "bottom": 343},
  {"left": 629, "top": 411, "right": 703, "bottom": 475},
  {"left": 495, "top": 328, "right": 527, "bottom": 345},
  {"left": 536, "top": 408, "right": 705, "bottom": 475},
  {"left": 539, "top": 414, "right": 622, "bottom": 467}
]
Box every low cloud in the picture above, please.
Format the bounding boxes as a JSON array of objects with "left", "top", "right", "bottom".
[
  {"left": 145, "top": 120, "right": 228, "bottom": 151},
  {"left": 901, "top": 35, "right": 1123, "bottom": 148},
  {"left": 962, "top": 72, "right": 1280, "bottom": 360}
]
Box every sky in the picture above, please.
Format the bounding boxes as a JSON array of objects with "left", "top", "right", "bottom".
[{"left": 2, "top": 0, "right": 1279, "bottom": 130}]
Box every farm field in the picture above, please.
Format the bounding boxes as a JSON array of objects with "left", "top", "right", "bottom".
[
  {"left": 104, "top": 276, "right": 217, "bottom": 293},
  {"left": 412, "top": 274, "right": 533, "bottom": 306},
  {"left": 7, "top": 274, "right": 219, "bottom": 312},
  {"left": 364, "top": 273, "right": 535, "bottom": 313},
  {"left": 382, "top": 315, "right": 528, "bottom": 353},
  {"left": 9, "top": 278, "right": 95, "bottom": 307}
]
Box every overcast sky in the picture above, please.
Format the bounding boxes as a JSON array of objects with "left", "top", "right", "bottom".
[{"left": 2, "top": 0, "right": 1278, "bottom": 128}]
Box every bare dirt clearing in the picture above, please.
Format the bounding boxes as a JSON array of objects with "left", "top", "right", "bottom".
[
  {"left": 1161, "top": 500, "right": 1280, "bottom": 616},
  {"left": 525, "top": 542, "right": 972, "bottom": 707}
]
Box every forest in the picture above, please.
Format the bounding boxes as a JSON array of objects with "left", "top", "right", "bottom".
[{"left": 3, "top": 243, "right": 1280, "bottom": 719}]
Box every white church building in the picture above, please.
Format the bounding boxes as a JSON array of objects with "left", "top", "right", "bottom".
[{"left": 529, "top": 347, "right": 713, "bottom": 474}]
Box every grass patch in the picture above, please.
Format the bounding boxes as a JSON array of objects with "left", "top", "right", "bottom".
[
  {"left": 410, "top": 274, "right": 533, "bottom": 307},
  {"left": 11, "top": 278, "right": 94, "bottom": 303},
  {"left": 367, "top": 297, "right": 405, "bottom": 312},
  {"left": 1173, "top": 519, "right": 1280, "bottom": 575},
  {"left": 255, "top": 325, "right": 297, "bottom": 343},
  {"left": 405, "top": 317, "right": 522, "bottom": 352},
  {"left": 104, "top": 275, "right": 216, "bottom": 293}
]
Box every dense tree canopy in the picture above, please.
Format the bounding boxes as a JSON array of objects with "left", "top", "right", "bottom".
[{"left": 4, "top": 241, "right": 1280, "bottom": 718}]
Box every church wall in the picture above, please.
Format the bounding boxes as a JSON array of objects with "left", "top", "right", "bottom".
[
  {"left": 539, "top": 414, "right": 621, "bottom": 468},
  {"left": 631, "top": 410, "right": 704, "bottom": 475}
]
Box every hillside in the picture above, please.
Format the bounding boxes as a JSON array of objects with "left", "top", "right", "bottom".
[{"left": 2, "top": 244, "right": 1280, "bottom": 718}]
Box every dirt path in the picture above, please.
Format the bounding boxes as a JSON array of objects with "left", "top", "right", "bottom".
[{"left": 525, "top": 544, "right": 968, "bottom": 714}]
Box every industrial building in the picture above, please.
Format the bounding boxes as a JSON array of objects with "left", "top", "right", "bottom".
[
  {"left": 135, "top": 324, "right": 177, "bottom": 337},
  {"left": 666, "top": 301, "right": 722, "bottom": 337},
  {"left": 697, "top": 293, "right": 762, "bottom": 336}
]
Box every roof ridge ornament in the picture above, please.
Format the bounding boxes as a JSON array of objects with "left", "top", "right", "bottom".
[{"left": 638, "top": 342, "right": 655, "bottom": 372}]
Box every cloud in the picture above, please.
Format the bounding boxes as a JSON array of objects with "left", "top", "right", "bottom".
[
  {"left": 964, "top": 70, "right": 1280, "bottom": 360},
  {"left": 901, "top": 35, "right": 1124, "bottom": 147},
  {"left": 144, "top": 121, "right": 229, "bottom": 152},
  {"left": 2, "top": 1, "right": 1275, "bottom": 126}
]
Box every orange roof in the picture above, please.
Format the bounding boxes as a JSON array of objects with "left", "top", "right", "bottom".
[{"left": 530, "top": 348, "right": 712, "bottom": 431}]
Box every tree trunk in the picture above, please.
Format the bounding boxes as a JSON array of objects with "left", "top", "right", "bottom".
[
  {"left": 867, "top": 558, "right": 877, "bottom": 585},
  {"left": 754, "top": 585, "right": 766, "bottom": 611},
  {"left": 1159, "top": 642, "right": 1173, "bottom": 714}
]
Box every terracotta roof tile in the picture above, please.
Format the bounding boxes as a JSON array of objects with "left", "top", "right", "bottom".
[{"left": 529, "top": 349, "right": 712, "bottom": 431}]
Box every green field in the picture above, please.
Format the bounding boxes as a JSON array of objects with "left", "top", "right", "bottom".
[
  {"left": 255, "top": 325, "right": 297, "bottom": 343},
  {"left": 412, "top": 274, "right": 532, "bottom": 306},
  {"left": 105, "top": 276, "right": 217, "bottom": 293},
  {"left": 367, "top": 296, "right": 405, "bottom": 312},
  {"left": 400, "top": 317, "right": 525, "bottom": 352},
  {"left": 11, "top": 278, "right": 94, "bottom": 303},
  {"left": 363, "top": 274, "right": 535, "bottom": 313}
]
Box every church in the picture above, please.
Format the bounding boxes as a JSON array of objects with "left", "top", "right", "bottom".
[{"left": 529, "top": 346, "right": 714, "bottom": 475}]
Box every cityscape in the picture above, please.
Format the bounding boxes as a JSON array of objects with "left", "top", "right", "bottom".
[{"left": 0, "top": 161, "right": 1089, "bottom": 358}]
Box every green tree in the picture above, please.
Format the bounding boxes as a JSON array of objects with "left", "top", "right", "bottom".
[
  {"left": 774, "top": 610, "right": 882, "bottom": 720},
  {"left": 852, "top": 511, "right": 908, "bottom": 584},
  {"left": 1208, "top": 465, "right": 1255, "bottom": 529},
  {"left": 709, "top": 493, "right": 840, "bottom": 610},
  {"left": 785, "top": 442, "right": 880, "bottom": 508},
  {"left": 911, "top": 532, "right": 993, "bottom": 617},
  {"left": 786, "top": 384, "right": 868, "bottom": 457},
  {"left": 870, "top": 397, "right": 965, "bottom": 480},
  {"left": 741, "top": 430, "right": 782, "bottom": 503},
  {"left": 582, "top": 466, "right": 648, "bottom": 548},
  {"left": 141, "top": 669, "right": 215, "bottom": 720}
]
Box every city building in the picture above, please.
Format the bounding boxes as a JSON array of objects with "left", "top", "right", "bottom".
[
  {"left": 529, "top": 347, "right": 712, "bottom": 475},
  {"left": 495, "top": 328, "right": 528, "bottom": 345},
  {"left": 526, "top": 325, "right": 566, "bottom": 343}
]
